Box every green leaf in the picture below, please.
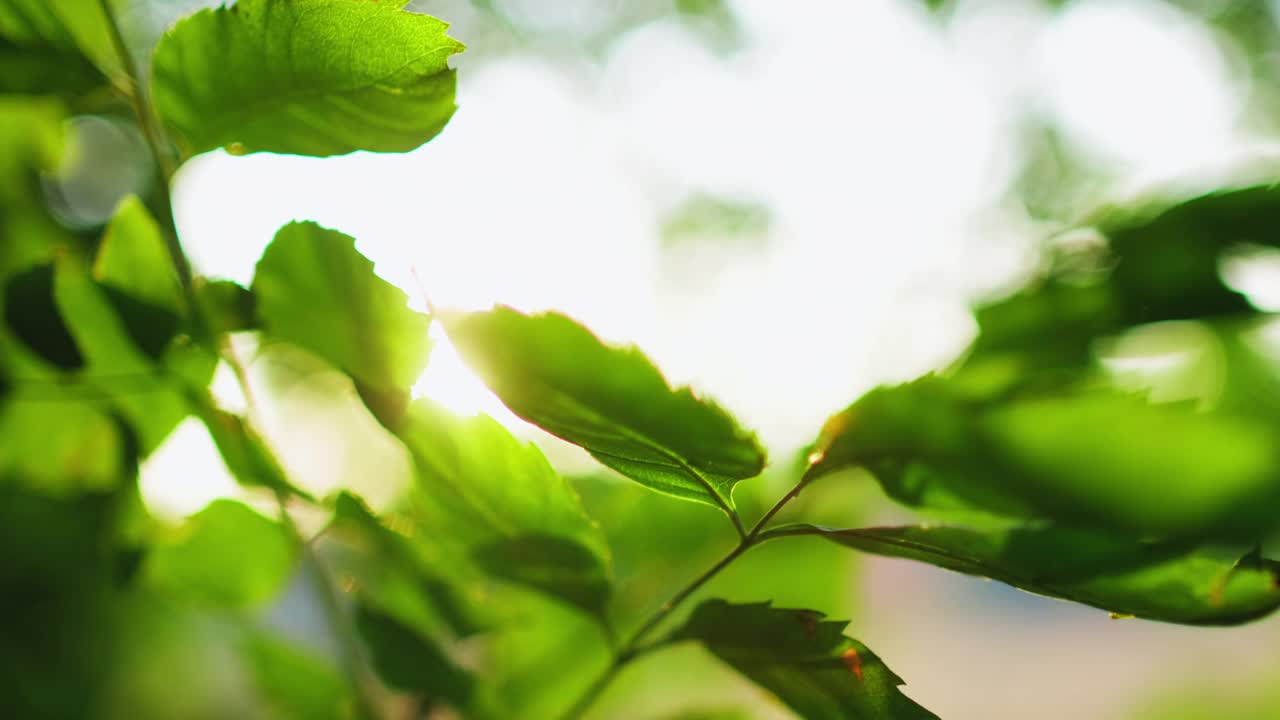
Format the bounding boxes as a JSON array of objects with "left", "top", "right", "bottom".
[
  {"left": 443, "top": 307, "right": 765, "bottom": 510},
  {"left": 4, "top": 263, "right": 84, "bottom": 370},
  {"left": 354, "top": 604, "right": 473, "bottom": 706},
  {"left": 144, "top": 499, "right": 297, "bottom": 608},
  {"left": 252, "top": 221, "right": 429, "bottom": 427},
  {"left": 196, "top": 278, "right": 256, "bottom": 334},
  {"left": 0, "top": 35, "right": 102, "bottom": 95},
  {"left": 809, "top": 377, "right": 1280, "bottom": 539},
  {"left": 1099, "top": 185, "right": 1280, "bottom": 324},
  {"left": 0, "top": 484, "right": 127, "bottom": 720},
  {"left": 52, "top": 257, "right": 204, "bottom": 453},
  {"left": 151, "top": 0, "right": 464, "bottom": 157},
  {"left": 326, "top": 491, "right": 493, "bottom": 639},
  {"left": 0, "top": 95, "right": 67, "bottom": 200},
  {"left": 0, "top": 396, "right": 128, "bottom": 495},
  {"left": 194, "top": 398, "right": 313, "bottom": 500},
  {"left": 0, "top": 0, "right": 118, "bottom": 82},
  {"left": 397, "top": 400, "right": 613, "bottom": 616},
  {"left": 786, "top": 523, "right": 1280, "bottom": 625},
  {"left": 94, "top": 195, "right": 183, "bottom": 316},
  {"left": 243, "top": 630, "right": 353, "bottom": 720},
  {"left": 675, "top": 599, "right": 938, "bottom": 720}
]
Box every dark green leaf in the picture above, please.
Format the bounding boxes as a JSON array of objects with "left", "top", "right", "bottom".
[
  {"left": 676, "top": 599, "right": 938, "bottom": 720},
  {"left": 144, "top": 499, "right": 297, "bottom": 608},
  {"left": 252, "top": 221, "right": 429, "bottom": 427},
  {"left": 809, "top": 376, "right": 1280, "bottom": 539},
  {"left": 786, "top": 523, "right": 1280, "bottom": 625},
  {"left": 443, "top": 306, "right": 765, "bottom": 509},
  {"left": 151, "top": 0, "right": 464, "bottom": 157},
  {"left": 0, "top": 35, "right": 102, "bottom": 95},
  {"left": 94, "top": 195, "right": 183, "bottom": 317},
  {"left": 52, "top": 257, "right": 202, "bottom": 453},
  {"left": 243, "top": 630, "right": 352, "bottom": 720},
  {"left": 326, "top": 491, "right": 492, "bottom": 638},
  {"left": 4, "top": 263, "right": 83, "bottom": 370},
  {"left": 1100, "top": 185, "right": 1280, "bottom": 323},
  {"left": 0, "top": 0, "right": 118, "bottom": 80},
  {"left": 0, "top": 396, "right": 128, "bottom": 495},
  {"left": 354, "top": 604, "right": 472, "bottom": 706},
  {"left": 398, "top": 400, "right": 613, "bottom": 616},
  {"left": 0, "top": 484, "right": 127, "bottom": 720},
  {"left": 196, "top": 278, "right": 256, "bottom": 334}
]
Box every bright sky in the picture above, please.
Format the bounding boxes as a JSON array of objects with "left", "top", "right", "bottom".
[{"left": 141, "top": 0, "right": 1252, "bottom": 519}]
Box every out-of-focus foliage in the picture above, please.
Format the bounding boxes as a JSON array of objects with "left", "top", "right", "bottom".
[
  {"left": 5, "top": 1, "right": 1280, "bottom": 719},
  {"left": 771, "top": 523, "right": 1280, "bottom": 625}
]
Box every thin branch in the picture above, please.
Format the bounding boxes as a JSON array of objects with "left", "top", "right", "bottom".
[
  {"left": 96, "top": 0, "right": 193, "bottom": 295},
  {"left": 746, "top": 464, "right": 822, "bottom": 540},
  {"left": 558, "top": 463, "right": 829, "bottom": 719}
]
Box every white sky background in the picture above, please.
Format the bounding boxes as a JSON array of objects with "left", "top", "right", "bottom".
[{"left": 145, "top": 0, "right": 1251, "bottom": 513}]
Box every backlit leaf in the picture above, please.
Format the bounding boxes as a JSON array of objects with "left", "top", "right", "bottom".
[
  {"left": 144, "top": 499, "right": 296, "bottom": 608},
  {"left": 94, "top": 196, "right": 183, "bottom": 316},
  {"left": 443, "top": 307, "right": 765, "bottom": 510},
  {"left": 151, "top": 0, "right": 464, "bottom": 157},
  {"left": 397, "top": 400, "right": 613, "bottom": 616},
  {"left": 252, "top": 221, "right": 429, "bottom": 427}
]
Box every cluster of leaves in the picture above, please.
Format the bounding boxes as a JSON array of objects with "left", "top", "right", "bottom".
[{"left": 4, "top": 1, "right": 1280, "bottom": 719}]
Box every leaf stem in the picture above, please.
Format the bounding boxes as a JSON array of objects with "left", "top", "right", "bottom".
[
  {"left": 560, "top": 466, "right": 823, "bottom": 719},
  {"left": 96, "top": 0, "right": 192, "bottom": 293},
  {"left": 746, "top": 465, "right": 820, "bottom": 540}
]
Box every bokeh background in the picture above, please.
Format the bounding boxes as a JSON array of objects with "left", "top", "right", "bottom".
[{"left": 42, "top": 0, "right": 1280, "bottom": 717}]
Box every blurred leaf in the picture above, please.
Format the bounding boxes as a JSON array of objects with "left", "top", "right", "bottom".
[
  {"left": 0, "top": 35, "right": 102, "bottom": 95},
  {"left": 252, "top": 221, "right": 429, "bottom": 428},
  {"left": 443, "top": 306, "right": 765, "bottom": 510},
  {"left": 0, "top": 396, "right": 127, "bottom": 495},
  {"left": 661, "top": 193, "right": 770, "bottom": 251},
  {"left": 675, "top": 599, "right": 938, "bottom": 720},
  {"left": 1100, "top": 185, "right": 1280, "bottom": 324},
  {"left": 151, "top": 0, "right": 464, "bottom": 157},
  {"left": 398, "top": 401, "right": 613, "bottom": 616},
  {"left": 144, "top": 499, "right": 297, "bottom": 608},
  {"left": 243, "top": 629, "right": 353, "bottom": 720},
  {"left": 0, "top": 95, "right": 67, "bottom": 200},
  {"left": 326, "top": 491, "right": 491, "bottom": 639},
  {"left": 0, "top": 484, "right": 126, "bottom": 720},
  {"left": 353, "top": 604, "right": 473, "bottom": 707},
  {"left": 649, "top": 710, "right": 753, "bottom": 720},
  {"left": 786, "top": 522, "right": 1280, "bottom": 625},
  {"left": 195, "top": 399, "right": 313, "bottom": 500},
  {"left": 94, "top": 195, "right": 183, "bottom": 316},
  {"left": 4, "top": 263, "right": 84, "bottom": 370},
  {"left": 196, "top": 278, "right": 256, "bottom": 334},
  {"left": 53, "top": 257, "right": 202, "bottom": 453},
  {"left": 478, "top": 589, "right": 609, "bottom": 719},
  {"left": 810, "top": 376, "right": 1280, "bottom": 539},
  {"left": 964, "top": 279, "right": 1117, "bottom": 378},
  {"left": 0, "top": 0, "right": 118, "bottom": 81}
]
